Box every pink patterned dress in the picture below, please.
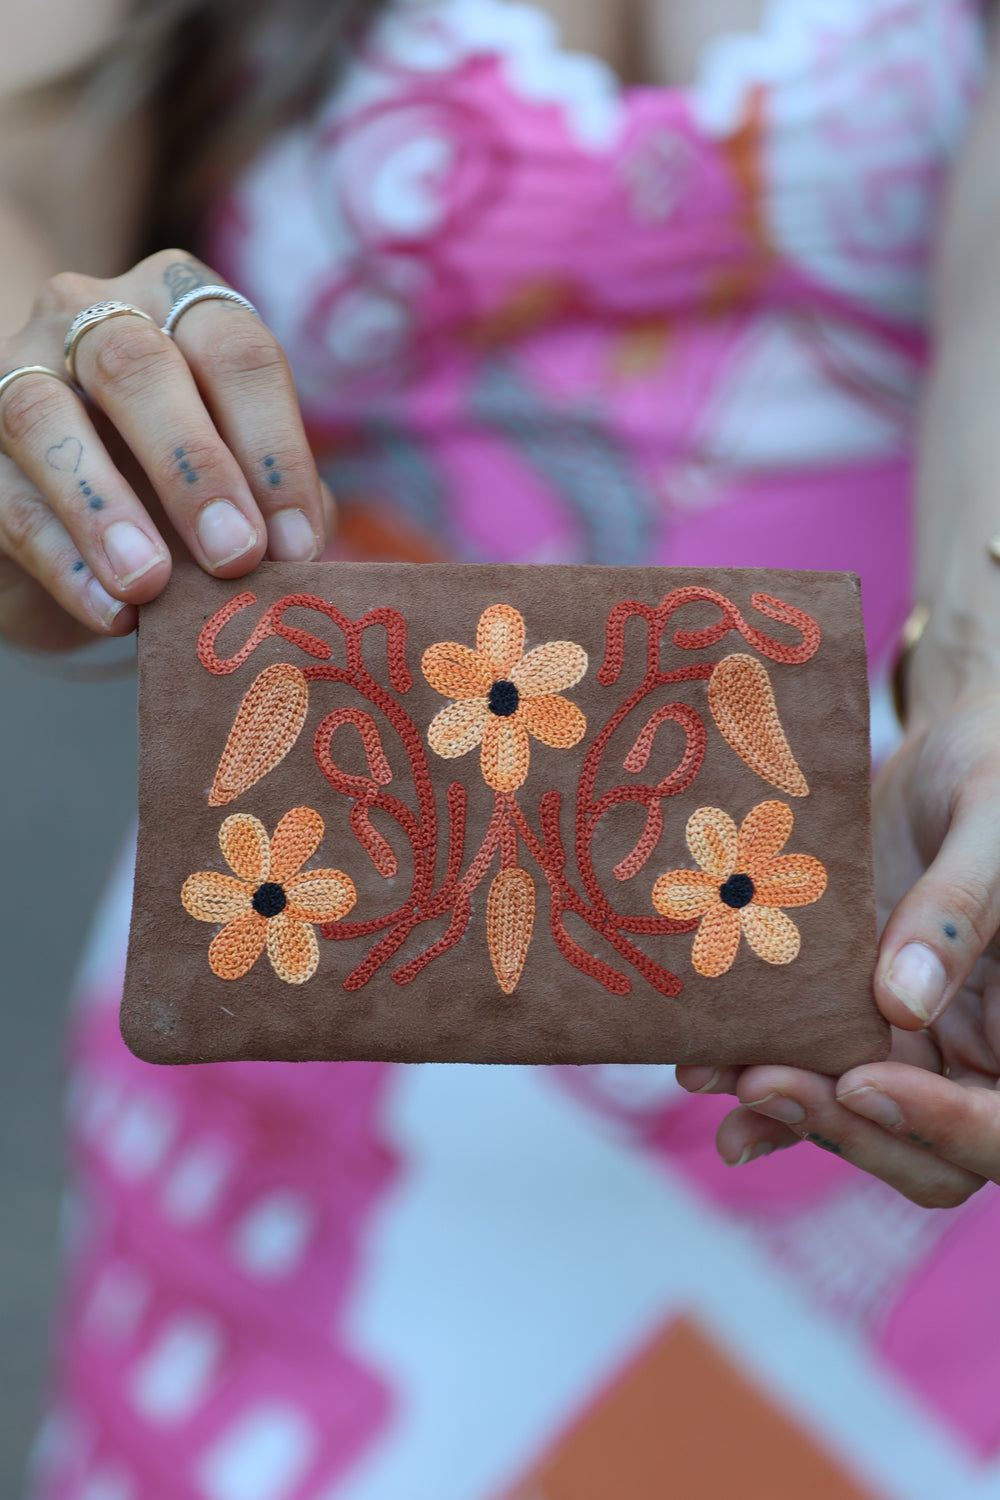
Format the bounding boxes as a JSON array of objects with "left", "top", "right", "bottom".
[{"left": 31, "top": 4, "right": 999, "bottom": 1499}]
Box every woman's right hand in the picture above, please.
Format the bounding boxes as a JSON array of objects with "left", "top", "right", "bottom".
[{"left": 0, "top": 249, "right": 332, "bottom": 652}]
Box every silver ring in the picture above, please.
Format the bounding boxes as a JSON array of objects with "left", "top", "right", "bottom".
[
  {"left": 64, "top": 300, "right": 157, "bottom": 384},
  {"left": 0, "top": 365, "right": 70, "bottom": 458},
  {"left": 162, "top": 286, "right": 260, "bottom": 338}
]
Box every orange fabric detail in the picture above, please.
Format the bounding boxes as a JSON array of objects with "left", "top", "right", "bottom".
[
  {"left": 219, "top": 813, "right": 271, "bottom": 884},
  {"left": 741, "top": 903, "right": 801, "bottom": 965},
  {"left": 692, "top": 900, "right": 742, "bottom": 977},
  {"left": 427, "top": 697, "right": 490, "bottom": 758},
  {"left": 284, "top": 871, "right": 357, "bottom": 924},
  {"left": 180, "top": 871, "right": 252, "bottom": 924},
  {"left": 708, "top": 652, "right": 809, "bottom": 796},
  {"left": 686, "top": 805, "right": 738, "bottom": 879},
  {"left": 509, "top": 640, "right": 587, "bottom": 697},
  {"left": 476, "top": 602, "right": 525, "bottom": 674},
  {"left": 270, "top": 806, "right": 325, "bottom": 883},
  {"left": 500, "top": 1317, "right": 878, "bottom": 1500},
  {"left": 421, "top": 641, "right": 495, "bottom": 700},
  {"left": 753, "top": 853, "right": 828, "bottom": 909},
  {"left": 480, "top": 716, "right": 531, "bottom": 793},
  {"left": 266, "top": 910, "right": 321, "bottom": 984},
  {"left": 182, "top": 807, "right": 356, "bottom": 984},
  {"left": 423, "top": 605, "right": 588, "bottom": 791},
  {"left": 516, "top": 694, "right": 587, "bottom": 749},
  {"left": 652, "top": 800, "right": 827, "bottom": 978},
  {"left": 486, "top": 867, "right": 536, "bottom": 994},
  {"left": 209, "top": 662, "right": 309, "bottom": 807},
  {"left": 208, "top": 912, "right": 267, "bottom": 982}
]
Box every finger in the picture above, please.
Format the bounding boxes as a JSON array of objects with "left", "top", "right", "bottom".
[
  {"left": 875, "top": 779, "right": 1000, "bottom": 1032},
  {"left": 0, "top": 370, "right": 170, "bottom": 602},
  {"left": 170, "top": 303, "right": 326, "bottom": 561},
  {"left": 838, "top": 1062, "right": 1000, "bottom": 1182},
  {"left": 739, "top": 1066, "right": 984, "bottom": 1207},
  {"left": 675, "top": 1065, "right": 742, "bottom": 1095},
  {"left": 716, "top": 1105, "right": 801, "bottom": 1166},
  {"left": 0, "top": 470, "right": 137, "bottom": 637},
  {"left": 71, "top": 308, "right": 267, "bottom": 576}
]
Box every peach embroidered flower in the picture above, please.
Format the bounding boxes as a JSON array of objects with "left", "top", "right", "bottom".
[
  {"left": 182, "top": 807, "right": 356, "bottom": 984},
  {"left": 652, "top": 800, "right": 827, "bottom": 978},
  {"left": 422, "top": 603, "right": 588, "bottom": 791}
]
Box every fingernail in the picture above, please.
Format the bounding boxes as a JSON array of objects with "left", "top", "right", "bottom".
[
  {"left": 885, "top": 942, "right": 948, "bottom": 1024},
  {"left": 86, "top": 576, "right": 125, "bottom": 629},
  {"left": 837, "top": 1085, "right": 904, "bottom": 1132},
  {"left": 731, "top": 1142, "right": 776, "bottom": 1167},
  {"left": 102, "top": 521, "right": 167, "bottom": 586},
  {"left": 268, "top": 508, "right": 317, "bottom": 561},
  {"left": 196, "top": 500, "right": 259, "bottom": 567},
  {"left": 745, "top": 1092, "right": 806, "bottom": 1125}
]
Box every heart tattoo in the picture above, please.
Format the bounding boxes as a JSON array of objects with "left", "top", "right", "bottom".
[{"left": 45, "top": 437, "right": 83, "bottom": 474}]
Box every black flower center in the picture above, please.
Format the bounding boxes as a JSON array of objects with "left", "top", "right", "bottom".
[
  {"left": 719, "top": 872, "right": 755, "bottom": 910},
  {"left": 252, "top": 881, "right": 287, "bottom": 918},
  {"left": 488, "top": 679, "right": 520, "bottom": 717}
]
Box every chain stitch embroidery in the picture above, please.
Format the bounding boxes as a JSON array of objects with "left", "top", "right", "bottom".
[
  {"left": 652, "top": 801, "right": 827, "bottom": 978},
  {"left": 196, "top": 586, "right": 822, "bottom": 996},
  {"left": 182, "top": 807, "right": 357, "bottom": 983}
]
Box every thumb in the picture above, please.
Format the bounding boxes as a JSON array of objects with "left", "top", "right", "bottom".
[{"left": 876, "top": 781, "right": 1000, "bottom": 1030}]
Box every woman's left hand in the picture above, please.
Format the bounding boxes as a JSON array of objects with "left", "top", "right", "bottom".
[{"left": 676, "top": 688, "right": 1000, "bottom": 1208}]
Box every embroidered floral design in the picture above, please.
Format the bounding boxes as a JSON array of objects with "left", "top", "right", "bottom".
[
  {"left": 182, "top": 807, "right": 356, "bottom": 983},
  {"left": 197, "top": 586, "right": 823, "bottom": 998},
  {"left": 422, "top": 603, "right": 588, "bottom": 790},
  {"left": 652, "top": 800, "right": 827, "bottom": 977}
]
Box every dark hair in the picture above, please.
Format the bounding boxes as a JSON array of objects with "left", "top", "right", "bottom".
[{"left": 96, "top": 0, "right": 382, "bottom": 250}]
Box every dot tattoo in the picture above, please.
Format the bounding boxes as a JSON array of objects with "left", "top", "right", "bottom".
[
  {"left": 77, "top": 478, "right": 104, "bottom": 510},
  {"left": 72, "top": 559, "right": 85, "bottom": 573},
  {"left": 263, "top": 454, "right": 282, "bottom": 487},
  {"left": 943, "top": 922, "right": 958, "bottom": 940},
  {"left": 175, "top": 446, "right": 199, "bottom": 485}
]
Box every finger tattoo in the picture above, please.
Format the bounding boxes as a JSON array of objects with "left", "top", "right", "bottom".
[{"left": 175, "top": 446, "right": 199, "bottom": 485}]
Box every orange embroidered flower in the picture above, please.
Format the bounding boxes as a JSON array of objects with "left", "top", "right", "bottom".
[
  {"left": 182, "top": 807, "right": 356, "bottom": 984},
  {"left": 422, "top": 603, "right": 587, "bottom": 791},
  {"left": 652, "top": 800, "right": 827, "bottom": 978}
]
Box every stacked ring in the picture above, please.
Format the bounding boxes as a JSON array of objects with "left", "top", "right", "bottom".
[
  {"left": 162, "top": 285, "right": 260, "bottom": 338},
  {"left": 64, "top": 300, "right": 157, "bottom": 385},
  {"left": 0, "top": 364, "right": 70, "bottom": 459}
]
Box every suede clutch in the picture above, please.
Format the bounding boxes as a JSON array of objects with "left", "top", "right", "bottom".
[{"left": 121, "top": 562, "right": 888, "bottom": 1073}]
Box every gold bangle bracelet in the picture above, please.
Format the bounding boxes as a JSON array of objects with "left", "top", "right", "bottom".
[{"left": 891, "top": 603, "right": 930, "bottom": 728}]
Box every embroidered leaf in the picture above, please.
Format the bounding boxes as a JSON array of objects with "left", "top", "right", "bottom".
[
  {"left": 209, "top": 663, "right": 309, "bottom": 807},
  {"left": 486, "top": 867, "right": 535, "bottom": 995},
  {"left": 707, "top": 654, "right": 808, "bottom": 797}
]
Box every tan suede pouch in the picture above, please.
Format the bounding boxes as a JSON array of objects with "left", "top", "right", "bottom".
[{"left": 121, "top": 562, "right": 888, "bottom": 1072}]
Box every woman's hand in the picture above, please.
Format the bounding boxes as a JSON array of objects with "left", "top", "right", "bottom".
[
  {"left": 677, "top": 688, "right": 1000, "bottom": 1209},
  {"left": 0, "top": 250, "right": 332, "bottom": 651}
]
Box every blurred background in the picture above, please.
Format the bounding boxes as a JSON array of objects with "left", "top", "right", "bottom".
[{"left": 0, "top": 645, "right": 137, "bottom": 1490}]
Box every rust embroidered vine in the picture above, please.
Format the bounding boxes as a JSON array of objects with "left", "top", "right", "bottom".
[{"left": 195, "top": 585, "right": 822, "bottom": 997}]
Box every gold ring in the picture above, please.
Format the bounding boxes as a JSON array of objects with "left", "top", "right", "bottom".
[
  {"left": 64, "top": 300, "right": 157, "bottom": 385},
  {"left": 0, "top": 364, "right": 70, "bottom": 459}
]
